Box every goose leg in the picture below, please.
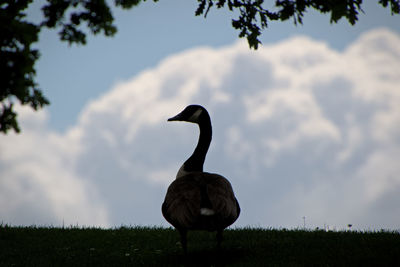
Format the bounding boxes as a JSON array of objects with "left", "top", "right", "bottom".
[
  {"left": 216, "top": 230, "right": 223, "bottom": 249},
  {"left": 179, "top": 229, "right": 187, "bottom": 254}
]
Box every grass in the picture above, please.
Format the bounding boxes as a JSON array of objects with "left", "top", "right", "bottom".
[{"left": 1, "top": 225, "right": 400, "bottom": 266}]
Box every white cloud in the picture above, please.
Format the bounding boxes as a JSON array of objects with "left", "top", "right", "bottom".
[
  {"left": 1, "top": 28, "right": 399, "bottom": 230},
  {"left": 0, "top": 106, "right": 109, "bottom": 226}
]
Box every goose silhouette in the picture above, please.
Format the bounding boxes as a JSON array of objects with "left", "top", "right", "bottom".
[{"left": 162, "top": 105, "right": 240, "bottom": 253}]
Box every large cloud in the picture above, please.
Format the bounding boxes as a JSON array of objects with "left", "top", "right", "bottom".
[
  {"left": 0, "top": 106, "right": 109, "bottom": 226},
  {"left": 1, "top": 28, "right": 399, "bottom": 230}
]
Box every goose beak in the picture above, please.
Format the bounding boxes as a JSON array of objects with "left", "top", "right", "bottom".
[{"left": 167, "top": 113, "right": 183, "bottom": 122}]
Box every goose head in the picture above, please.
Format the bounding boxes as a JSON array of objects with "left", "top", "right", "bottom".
[
  {"left": 168, "top": 105, "right": 212, "bottom": 177},
  {"left": 168, "top": 105, "right": 207, "bottom": 124}
]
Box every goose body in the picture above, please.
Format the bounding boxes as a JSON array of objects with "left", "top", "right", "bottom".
[{"left": 162, "top": 105, "right": 240, "bottom": 253}]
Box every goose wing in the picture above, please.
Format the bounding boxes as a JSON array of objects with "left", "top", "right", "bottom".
[
  {"left": 162, "top": 176, "right": 202, "bottom": 229},
  {"left": 203, "top": 173, "right": 240, "bottom": 226}
]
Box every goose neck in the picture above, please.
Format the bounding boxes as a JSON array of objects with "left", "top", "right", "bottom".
[{"left": 184, "top": 119, "right": 212, "bottom": 172}]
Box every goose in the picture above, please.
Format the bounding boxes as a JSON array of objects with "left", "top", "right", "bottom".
[{"left": 162, "top": 104, "right": 240, "bottom": 253}]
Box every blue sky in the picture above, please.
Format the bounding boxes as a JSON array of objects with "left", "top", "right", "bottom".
[
  {"left": 31, "top": 0, "right": 400, "bottom": 131},
  {"left": 1, "top": 1, "right": 400, "bottom": 230}
]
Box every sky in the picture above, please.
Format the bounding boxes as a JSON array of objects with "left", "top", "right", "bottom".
[{"left": 1, "top": 1, "right": 400, "bottom": 230}]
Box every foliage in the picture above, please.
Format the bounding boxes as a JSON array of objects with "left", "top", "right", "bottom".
[
  {"left": 0, "top": 0, "right": 47, "bottom": 133},
  {"left": 0, "top": 0, "right": 141, "bottom": 134},
  {"left": 1, "top": 0, "right": 399, "bottom": 133},
  {"left": 1, "top": 226, "right": 400, "bottom": 266},
  {"left": 195, "top": 0, "right": 400, "bottom": 49}
]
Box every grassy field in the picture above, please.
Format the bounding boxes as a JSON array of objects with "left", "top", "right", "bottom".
[{"left": 1, "top": 225, "right": 400, "bottom": 266}]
